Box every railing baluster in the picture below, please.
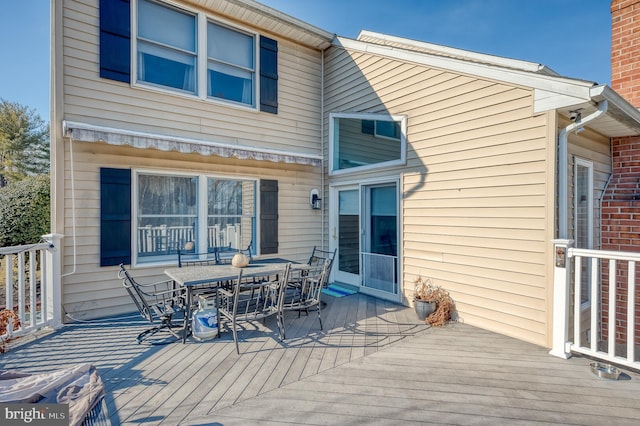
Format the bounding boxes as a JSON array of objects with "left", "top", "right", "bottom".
[
  {"left": 17, "top": 252, "right": 26, "bottom": 327},
  {"left": 590, "top": 257, "right": 598, "bottom": 353},
  {"left": 29, "top": 251, "right": 37, "bottom": 327},
  {"left": 628, "top": 261, "right": 636, "bottom": 363},
  {"left": 574, "top": 255, "right": 582, "bottom": 346},
  {"left": 40, "top": 247, "right": 48, "bottom": 322},
  {"left": 608, "top": 259, "right": 616, "bottom": 356},
  {"left": 5, "top": 254, "right": 13, "bottom": 311}
]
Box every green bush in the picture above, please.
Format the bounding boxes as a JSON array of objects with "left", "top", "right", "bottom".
[{"left": 0, "top": 174, "right": 50, "bottom": 246}]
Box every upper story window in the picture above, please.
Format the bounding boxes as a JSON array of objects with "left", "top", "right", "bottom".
[
  {"left": 329, "top": 113, "right": 407, "bottom": 175},
  {"left": 207, "top": 22, "right": 255, "bottom": 106},
  {"left": 116, "top": 0, "right": 275, "bottom": 111},
  {"left": 137, "top": 0, "right": 197, "bottom": 93}
]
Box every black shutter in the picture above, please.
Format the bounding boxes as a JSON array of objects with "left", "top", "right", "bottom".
[
  {"left": 100, "top": 168, "right": 132, "bottom": 266},
  {"left": 259, "top": 36, "right": 278, "bottom": 114},
  {"left": 260, "top": 179, "right": 278, "bottom": 254},
  {"left": 100, "top": 0, "right": 131, "bottom": 83}
]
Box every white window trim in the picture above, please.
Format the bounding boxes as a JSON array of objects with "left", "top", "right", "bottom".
[
  {"left": 131, "top": 0, "right": 260, "bottom": 112},
  {"left": 329, "top": 112, "right": 407, "bottom": 176},
  {"left": 132, "top": 168, "right": 259, "bottom": 267},
  {"left": 574, "top": 157, "right": 594, "bottom": 310}
]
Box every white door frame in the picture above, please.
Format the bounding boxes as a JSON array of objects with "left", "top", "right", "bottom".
[{"left": 329, "top": 177, "right": 401, "bottom": 302}]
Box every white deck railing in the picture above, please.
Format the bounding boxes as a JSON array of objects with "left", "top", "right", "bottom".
[
  {"left": 0, "top": 234, "right": 63, "bottom": 344},
  {"left": 551, "top": 239, "right": 640, "bottom": 370}
]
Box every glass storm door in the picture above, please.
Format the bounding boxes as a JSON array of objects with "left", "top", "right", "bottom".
[
  {"left": 332, "top": 187, "right": 360, "bottom": 286},
  {"left": 361, "top": 184, "right": 398, "bottom": 299}
]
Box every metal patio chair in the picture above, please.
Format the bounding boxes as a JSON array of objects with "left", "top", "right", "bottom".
[
  {"left": 216, "top": 240, "right": 253, "bottom": 264},
  {"left": 217, "top": 263, "right": 291, "bottom": 354},
  {"left": 308, "top": 246, "right": 336, "bottom": 287},
  {"left": 118, "top": 264, "right": 186, "bottom": 344},
  {"left": 280, "top": 259, "right": 329, "bottom": 339}
]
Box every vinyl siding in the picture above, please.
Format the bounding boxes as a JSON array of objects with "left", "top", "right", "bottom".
[
  {"left": 55, "top": 0, "right": 324, "bottom": 319},
  {"left": 324, "top": 46, "right": 555, "bottom": 346},
  {"left": 60, "top": 143, "right": 321, "bottom": 319}
]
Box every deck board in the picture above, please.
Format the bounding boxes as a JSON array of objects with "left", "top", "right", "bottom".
[{"left": 2, "top": 293, "right": 640, "bottom": 425}]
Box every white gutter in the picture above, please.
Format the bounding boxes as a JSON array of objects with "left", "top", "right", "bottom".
[{"left": 557, "top": 100, "right": 608, "bottom": 238}]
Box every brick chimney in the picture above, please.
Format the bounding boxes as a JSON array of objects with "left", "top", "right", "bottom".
[
  {"left": 601, "top": 0, "right": 640, "bottom": 347},
  {"left": 612, "top": 0, "right": 640, "bottom": 106}
]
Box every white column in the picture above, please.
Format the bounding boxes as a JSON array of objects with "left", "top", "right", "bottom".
[
  {"left": 42, "top": 233, "right": 64, "bottom": 329},
  {"left": 549, "top": 239, "right": 574, "bottom": 359}
]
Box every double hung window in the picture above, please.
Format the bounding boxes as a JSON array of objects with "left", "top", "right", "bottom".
[
  {"left": 135, "top": 0, "right": 257, "bottom": 107},
  {"left": 135, "top": 172, "right": 256, "bottom": 264},
  {"left": 137, "top": 0, "right": 196, "bottom": 93},
  {"left": 207, "top": 22, "right": 255, "bottom": 105}
]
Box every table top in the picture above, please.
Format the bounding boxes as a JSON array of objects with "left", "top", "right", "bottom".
[{"left": 164, "top": 259, "right": 297, "bottom": 287}]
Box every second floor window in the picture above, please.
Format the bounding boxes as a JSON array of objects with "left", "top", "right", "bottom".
[
  {"left": 207, "top": 22, "right": 255, "bottom": 106},
  {"left": 135, "top": 0, "right": 257, "bottom": 107},
  {"left": 137, "top": 0, "right": 196, "bottom": 93}
]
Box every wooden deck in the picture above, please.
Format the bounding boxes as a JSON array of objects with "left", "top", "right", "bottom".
[{"left": 2, "top": 293, "right": 640, "bottom": 425}]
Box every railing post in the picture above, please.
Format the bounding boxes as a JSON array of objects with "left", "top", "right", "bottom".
[
  {"left": 550, "top": 239, "right": 574, "bottom": 359},
  {"left": 42, "top": 233, "right": 64, "bottom": 329}
]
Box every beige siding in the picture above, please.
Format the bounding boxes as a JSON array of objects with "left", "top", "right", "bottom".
[
  {"left": 324, "top": 46, "right": 555, "bottom": 347},
  {"left": 60, "top": 0, "right": 323, "bottom": 154},
  {"left": 60, "top": 143, "right": 322, "bottom": 319},
  {"left": 55, "top": 1, "right": 325, "bottom": 319}
]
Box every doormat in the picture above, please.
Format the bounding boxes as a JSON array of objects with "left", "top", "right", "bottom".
[{"left": 322, "top": 283, "right": 358, "bottom": 298}]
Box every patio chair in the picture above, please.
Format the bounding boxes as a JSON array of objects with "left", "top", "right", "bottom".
[
  {"left": 217, "top": 263, "right": 291, "bottom": 354},
  {"left": 308, "top": 246, "right": 336, "bottom": 286},
  {"left": 307, "top": 246, "right": 337, "bottom": 307},
  {"left": 216, "top": 240, "right": 253, "bottom": 264},
  {"left": 118, "top": 264, "right": 186, "bottom": 344},
  {"left": 280, "top": 259, "right": 329, "bottom": 339},
  {"left": 177, "top": 249, "right": 217, "bottom": 267}
]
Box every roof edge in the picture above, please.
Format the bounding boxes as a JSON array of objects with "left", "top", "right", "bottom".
[{"left": 356, "top": 30, "right": 560, "bottom": 76}]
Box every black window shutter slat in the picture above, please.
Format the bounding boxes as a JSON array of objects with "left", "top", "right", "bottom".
[
  {"left": 259, "top": 36, "right": 278, "bottom": 114},
  {"left": 100, "top": 0, "right": 131, "bottom": 83},
  {"left": 100, "top": 168, "right": 132, "bottom": 266},
  {"left": 260, "top": 179, "right": 278, "bottom": 254}
]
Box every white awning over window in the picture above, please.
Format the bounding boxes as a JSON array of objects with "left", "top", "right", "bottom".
[{"left": 62, "top": 121, "right": 322, "bottom": 167}]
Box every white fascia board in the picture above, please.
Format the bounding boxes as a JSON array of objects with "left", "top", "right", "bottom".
[
  {"left": 335, "top": 36, "right": 594, "bottom": 100},
  {"left": 357, "top": 30, "right": 560, "bottom": 76},
  {"left": 590, "top": 85, "right": 640, "bottom": 133}
]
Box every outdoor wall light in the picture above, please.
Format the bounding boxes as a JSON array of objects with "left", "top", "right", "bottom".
[{"left": 310, "top": 188, "right": 321, "bottom": 210}]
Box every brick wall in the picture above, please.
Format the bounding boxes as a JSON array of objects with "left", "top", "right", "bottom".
[
  {"left": 612, "top": 0, "right": 640, "bottom": 107},
  {"left": 601, "top": 137, "right": 640, "bottom": 346},
  {"left": 605, "top": 1, "right": 640, "bottom": 348}
]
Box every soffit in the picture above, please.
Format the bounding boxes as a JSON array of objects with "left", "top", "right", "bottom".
[{"left": 188, "top": 0, "right": 334, "bottom": 50}]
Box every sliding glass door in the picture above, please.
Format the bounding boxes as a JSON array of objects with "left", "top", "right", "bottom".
[{"left": 330, "top": 181, "right": 399, "bottom": 300}]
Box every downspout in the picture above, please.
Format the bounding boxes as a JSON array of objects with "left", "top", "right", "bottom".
[
  {"left": 557, "top": 100, "right": 608, "bottom": 239},
  {"left": 321, "top": 49, "right": 325, "bottom": 249}
]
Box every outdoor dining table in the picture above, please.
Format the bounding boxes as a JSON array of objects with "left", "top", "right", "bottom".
[{"left": 164, "top": 259, "right": 298, "bottom": 343}]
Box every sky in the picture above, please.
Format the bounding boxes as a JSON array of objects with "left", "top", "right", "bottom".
[{"left": 0, "top": 0, "right": 613, "bottom": 123}]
